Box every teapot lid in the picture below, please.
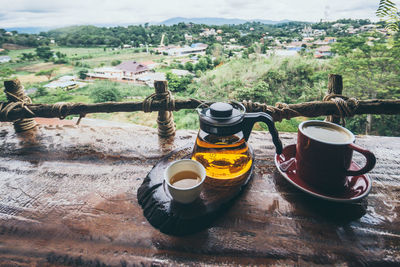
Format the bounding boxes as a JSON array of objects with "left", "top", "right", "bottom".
[{"left": 197, "top": 102, "right": 245, "bottom": 136}]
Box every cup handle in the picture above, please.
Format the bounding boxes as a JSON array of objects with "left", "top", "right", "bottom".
[{"left": 345, "top": 143, "right": 376, "bottom": 176}]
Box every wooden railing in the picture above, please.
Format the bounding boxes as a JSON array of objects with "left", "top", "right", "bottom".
[{"left": 2, "top": 75, "right": 400, "bottom": 136}]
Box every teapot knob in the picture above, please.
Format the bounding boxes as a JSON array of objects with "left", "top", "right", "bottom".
[{"left": 209, "top": 102, "right": 233, "bottom": 118}]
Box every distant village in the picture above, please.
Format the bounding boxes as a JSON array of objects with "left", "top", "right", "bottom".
[{"left": 0, "top": 20, "right": 388, "bottom": 91}]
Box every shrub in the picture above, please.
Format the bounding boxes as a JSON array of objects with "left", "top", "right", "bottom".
[
  {"left": 90, "top": 86, "right": 122, "bottom": 102},
  {"left": 166, "top": 72, "right": 193, "bottom": 92},
  {"left": 111, "top": 60, "right": 121, "bottom": 66},
  {"left": 78, "top": 69, "right": 88, "bottom": 80}
]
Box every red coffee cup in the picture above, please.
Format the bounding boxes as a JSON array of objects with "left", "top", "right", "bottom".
[{"left": 283, "top": 120, "right": 376, "bottom": 193}]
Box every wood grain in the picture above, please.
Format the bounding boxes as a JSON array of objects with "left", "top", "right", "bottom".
[
  {"left": 0, "top": 122, "right": 399, "bottom": 266},
  {"left": 327, "top": 74, "right": 343, "bottom": 124}
]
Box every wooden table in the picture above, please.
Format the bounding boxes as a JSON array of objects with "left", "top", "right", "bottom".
[{"left": 0, "top": 121, "right": 399, "bottom": 266}]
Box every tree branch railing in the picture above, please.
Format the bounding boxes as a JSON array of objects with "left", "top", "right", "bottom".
[{"left": 2, "top": 76, "right": 400, "bottom": 136}]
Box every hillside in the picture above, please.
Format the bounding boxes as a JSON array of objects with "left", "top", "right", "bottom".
[{"left": 160, "top": 17, "right": 292, "bottom": 26}]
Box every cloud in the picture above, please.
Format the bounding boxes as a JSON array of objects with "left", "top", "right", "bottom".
[{"left": 0, "top": 0, "right": 380, "bottom": 28}]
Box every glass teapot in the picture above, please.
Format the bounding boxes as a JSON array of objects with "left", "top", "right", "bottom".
[{"left": 191, "top": 101, "right": 283, "bottom": 181}]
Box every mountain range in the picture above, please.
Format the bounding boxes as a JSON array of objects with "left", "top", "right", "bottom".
[
  {"left": 6, "top": 17, "right": 293, "bottom": 33},
  {"left": 159, "top": 17, "right": 292, "bottom": 26}
]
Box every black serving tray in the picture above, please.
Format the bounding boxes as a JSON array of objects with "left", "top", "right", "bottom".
[{"left": 137, "top": 143, "right": 255, "bottom": 236}]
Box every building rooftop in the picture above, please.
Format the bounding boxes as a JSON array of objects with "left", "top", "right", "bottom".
[{"left": 116, "top": 61, "right": 149, "bottom": 74}]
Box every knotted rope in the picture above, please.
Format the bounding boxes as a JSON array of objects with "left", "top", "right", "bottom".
[
  {"left": 242, "top": 100, "right": 301, "bottom": 122},
  {"left": 1, "top": 87, "right": 37, "bottom": 132},
  {"left": 50, "top": 102, "right": 87, "bottom": 125},
  {"left": 143, "top": 90, "right": 176, "bottom": 137},
  {"left": 323, "top": 94, "right": 359, "bottom": 126},
  {"left": 143, "top": 90, "right": 176, "bottom": 113}
]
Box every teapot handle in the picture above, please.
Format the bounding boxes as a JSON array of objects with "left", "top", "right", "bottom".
[{"left": 243, "top": 112, "right": 283, "bottom": 154}]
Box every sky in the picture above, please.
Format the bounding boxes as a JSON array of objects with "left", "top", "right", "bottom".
[{"left": 0, "top": 0, "right": 383, "bottom": 28}]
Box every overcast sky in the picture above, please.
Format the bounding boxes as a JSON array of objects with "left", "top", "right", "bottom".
[{"left": 0, "top": 0, "right": 384, "bottom": 28}]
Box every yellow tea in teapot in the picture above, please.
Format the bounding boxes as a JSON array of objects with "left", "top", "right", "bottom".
[{"left": 191, "top": 133, "right": 252, "bottom": 180}]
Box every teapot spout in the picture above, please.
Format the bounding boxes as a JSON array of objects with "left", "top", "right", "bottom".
[{"left": 243, "top": 112, "right": 283, "bottom": 154}]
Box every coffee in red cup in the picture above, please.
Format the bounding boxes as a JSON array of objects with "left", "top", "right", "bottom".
[{"left": 285, "top": 120, "right": 376, "bottom": 193}]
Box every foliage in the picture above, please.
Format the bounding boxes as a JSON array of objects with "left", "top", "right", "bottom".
[
  {"left": 196, "top": 57, "right": 330, "bottom": 103},
  {"left": 1, "top": 19, "right": 399, "bottom": 136},
  {"left": 184, "top": 62, "right": 194, "bottom": 71},
  {"left": 332, "top": 36, "right": 400, "bottom": 136},
  {"left": 32, "top": 90, "right": 73, "bottom": 103},
  {"left": 78, "top": 69, "right": 88, "bottom": 80},
  {"left": 0, "top": 66, "right": 15, "bottom": 79},
  {"left": 34, "top": 87, "right": 49, "bottom": 97},
  {"left": 54, "top": 51, "right": 68, "bottom": 64},
  {"left": 0, "top": 18, "right": 383, "bottom": 49},
  {"left": 331, "top": 36, "right": 368, "bottom": 56},
  {"left": 166, "top": 72, "right": 193, "bottom": 92},
  {"left": 195, "top": 57, "right": 209, "bottom": 71},
  {"left": 0, "top": 66, "right": 15, "bottom": 94},
  {"left": 332, "top": 38, "right": 400, "bottom": 100},
  {"left": 206, "top": 43, "right": 224, "bottom": 58},
  {"left": 90, "top": 85, "right": 122, "bottom": 102},
  {"left": 111, "top": 59, "right": 121, "bottom": 66},
  {"left": 347, "top": 114, "right": 400, "bottom": 136},
  {"left": 173, "top": 110, "right": 199, "bottom": 129},
  {"left": 35, "top": 46, "right": 54, "bottom": 61},
  {"left": 19, "top": 52, "right": 36, "bottom": 61},
  {"left": 260, "top": 118, "right": 301, "bottom": 133},
  {"left": 376, "top": 0, "right": 399, "bottom": 32},
  {"left": 235, "top": 81, "right": 278, "bottom": 104}
]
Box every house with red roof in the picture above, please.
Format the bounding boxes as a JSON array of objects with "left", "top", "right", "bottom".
[
  {"left": 116, "top": 61, "right": 149, "bottom": 79},
  {"left": 87, "top": 61, "right": 150, "bottom": 81}
]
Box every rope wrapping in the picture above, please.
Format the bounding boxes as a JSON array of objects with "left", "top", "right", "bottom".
[
  {"left": 143, "top": 88, "right": 177, "bottom": 137},
  {"left": 2, "top": 86, "right": 37, "bottom": 132},
  {"left": 242, "top": 100, "right": 301, "bottom": 122},
  {"left": 323, "top": 94, "right": 360, "bottom": 126}
]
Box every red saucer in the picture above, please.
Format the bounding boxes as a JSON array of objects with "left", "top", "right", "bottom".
[{"left": 274, "top": 144, "right": 372, "bottom": 202}]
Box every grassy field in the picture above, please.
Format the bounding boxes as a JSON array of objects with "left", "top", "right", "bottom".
[
  {"left": 3, "top": 47, "right": 307, "bottom": 132},
  {"left": 50, "top": 47, "right": 164, "bottom": 68},
  {"left": 7, "top": 46, "right": 164, "bottom": 69},
  {"left": 5, "top": 47, "right": 162, "bottom": 89}
]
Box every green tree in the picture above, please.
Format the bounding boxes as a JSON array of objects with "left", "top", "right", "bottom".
[
  {"left": 111, "top": 59, "right": 121, "bottom": 66},
  {"left": 213, "top": 57, "right": 222, "bottom": 67},
  {"left": 242, "top": 50, "right": 249, "bottom": 59},
  {"left": 78, "top": 69, "right": 88, "bottom": 80},
  {"left": 184, "top": 62, "right": 194, "bottom": 72},
  {"left": 163, "top": 35, "right": 169, "bottom": 46},
  {"left": 332, "top": 37, "right": 400, "bottom": 135},
  {"left": 331, "top": 36, "right": 367, "bottom": 56},
  {"left": 195, "top": 58, "right": 208, "bottom": 71},
  {"left": 34, "top": 87, "right": 48, "bottom": 97},
  {"left": 166, "top": 72, "right": 193, "bottom": 92},
  {"left": 235, "top": 81, "right": 277, "bottom": 104},
  {"left": 54, "top": 51, "right": 68, "bottom": 64},
  {"left": 207, "top": 43, "right": 224, "bottom": 58},
  {"left": 35, "top": 46, "right": 54, "bottom": 61},
  {"left": 19, "top": 52, "right": 36, "bottom": 61},
  {"left": 90, "top": 86, "right": 122, "bottom": 102}
]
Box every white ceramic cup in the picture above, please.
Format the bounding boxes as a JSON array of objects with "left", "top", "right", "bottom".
[{"left": 164, "top": 159, "right": 206, "bottom": 204}]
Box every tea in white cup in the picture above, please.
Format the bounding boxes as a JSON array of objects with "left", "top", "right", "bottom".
[{"left": 165, "top": 159, "right": 206, "bottom": 204}]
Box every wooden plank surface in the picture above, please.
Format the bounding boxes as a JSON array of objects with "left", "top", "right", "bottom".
[{"left": 0, "top": 121, "right": 399, "bottom": 266}]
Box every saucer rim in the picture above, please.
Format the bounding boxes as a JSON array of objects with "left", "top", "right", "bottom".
[{"left": 274, "top": 144, "right": 372, "bottom": 203}]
